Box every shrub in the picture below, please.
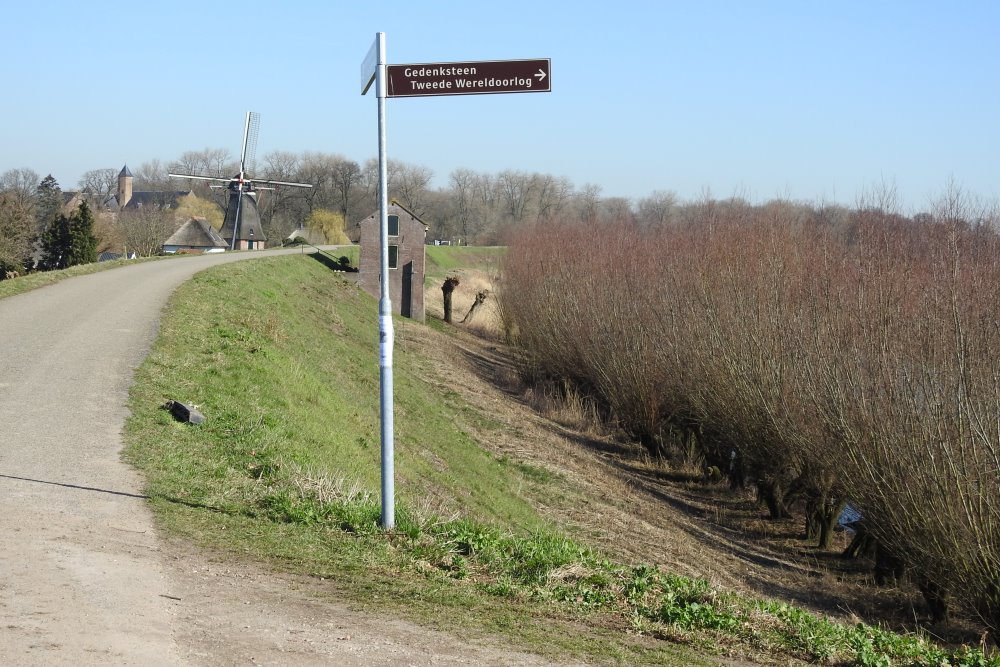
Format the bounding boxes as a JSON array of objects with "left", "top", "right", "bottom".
[{"left": 499, "top": 192, "right": 1000, "bottom": 629}]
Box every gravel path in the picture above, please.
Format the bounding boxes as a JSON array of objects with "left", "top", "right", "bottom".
[{"left": 0, "top": 251, "right": 558, "bottom": 666}]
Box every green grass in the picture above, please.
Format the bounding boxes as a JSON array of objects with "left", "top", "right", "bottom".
[
  {"left": 425, "top": 245, "right": 505, "bottom": 280},
  {"left": 320, "top": 244, "right": 358, "bottom": 268},
  {"left": 123, "top": 255, "right": 1000, "bottom": 667},
  {"left": 0, "top": 255, "right": 169, "bottom": 299},
  {"left": 338, "top": 244, "right": 359, "bottom": 267},
  {"left": 126, "top": 257, "right": 542, "bottom": 527}
]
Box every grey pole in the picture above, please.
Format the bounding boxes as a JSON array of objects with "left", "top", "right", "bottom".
[{"left": 374, "top": 32, "right": 395, "bottom": 530}]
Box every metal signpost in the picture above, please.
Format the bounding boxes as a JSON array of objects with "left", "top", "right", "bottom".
[
  {"left": 361, "top": 33, "right": 551, "bottom": 530},
  {"left": 361, "top": 33, "right": 395, "bottom": 530}
]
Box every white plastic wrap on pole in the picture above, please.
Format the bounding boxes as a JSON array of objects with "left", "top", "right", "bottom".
[
  {"left": 379, "top": 315, "right": 394, "bottom": 366},
  {"left": 378, "top": 311, "right": 394, "bottom": 528},
  {"left": 375, "top": 32, "right": 395, "bottom": 530}
]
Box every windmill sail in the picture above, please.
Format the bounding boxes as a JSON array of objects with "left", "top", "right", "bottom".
[
  {"left": 168, "top": 111, "right": 311, "bottom": 251},
  {"left": 243, "top": 111, "right": 260, "bottom": 178}
]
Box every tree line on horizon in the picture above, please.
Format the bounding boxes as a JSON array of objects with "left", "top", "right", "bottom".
[
  {"left": 89, "top": 148, "right": 677, "bottom": 245},
  {"left": 3, "top": 148, "right": 996, "bottom": 275},
  {"left": 2, "top": 147, "right": 689, "bottom": 274}
]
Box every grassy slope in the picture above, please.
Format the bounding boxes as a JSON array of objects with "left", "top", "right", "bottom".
[
  {"left": 123, "top": 253, "right": 993, "bottom": 667},
  {"left": 425, "top": 245, "right": 504, "bottom": 280},
  {"left": 124, "top": 254, "right": 700, "bottom": 665},
  {"left": 125, "top": 255, "right": 550, "bottom": 526}
]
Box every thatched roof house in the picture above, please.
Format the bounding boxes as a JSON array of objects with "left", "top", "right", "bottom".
[{"left": 162, "top": 217, "right": 227, "bottom": 254}]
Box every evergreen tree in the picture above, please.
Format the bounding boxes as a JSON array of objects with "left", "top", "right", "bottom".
[
  {"left": 39, "top": 201, "right": 98, "bottom": 270},
  {"left": 40, "top": 212, "right": 71, "bottom": 270},
  {"left": 67, "top": 201, "right": 98, "bottom": 266},
  {"left": 35, "top": 174, "right": 63, "bottom": 235}
]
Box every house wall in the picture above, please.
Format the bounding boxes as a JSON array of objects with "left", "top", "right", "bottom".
[
  {"left": 231, "top": 240, "right": 264, "bottom": 250},
  {"left": 358, "top": 206, "right": 426, "bottom": 321}
]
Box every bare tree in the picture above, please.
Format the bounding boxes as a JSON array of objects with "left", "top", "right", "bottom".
[
  {"left": 574, "top": 183, "right": 602, "bottom": 224},
  {"left": 0, "top": 168, "right": 41, "bottom": 208},
  {"left": 295, "top": 152, "right": 339, "bottom": 215},
  {"left": 533, "top": 174, "right": 573, "bottom": 223},
  {"left": 636, "top": 190, "right": 677, "bottom": 228},
  {"left": 117, "top": 205, "right": 177, "bottom": 256},
  {"left": 474, "top": 171, "right": 500, "bottom": 213},
  {"left": 392, "top": 160, "right": 433, "bottom": 217},
  {"left": 169, "top": 148, "right": 236, "bottom": 200},
  {"left": 358, "top": 158, "right": 431, "bottom": 218},
  {"left": 599, "top": 197, "right": 635, "bottom": 225},
  {"left": 470, "top": 172, "right": 506, "bottom": 243},
  {"left": 260, "top": 150, "right": 301, "bottom": 182},
  {"left": 497, "top": 169, "right": 534, "bottom": 223},
  {"left": 191, "top": 148, "right": 234, "bottom": 176},
  {"left": 78, "top": 169, "right": 117, "bottom": 201},
  {"left": 133, "top": 160, "right": 172, "bottom": 191},
  {"left": 359, "top": 157, "right": 381, "bottom": 214},
  {"left": 169, "top": 150, "right": 209, "bottom": 178},
  {"left": 409, "top": 189, "right": 447, "bottom": 240},
  {"left": 258, "top": 151, "right": 307, "bottom": 230},
  {"left": 449, "top": 168, "right": 479, "bottom": 240},
  {"left": 329, "top": 156, "right": 362, "bottom": 222}
]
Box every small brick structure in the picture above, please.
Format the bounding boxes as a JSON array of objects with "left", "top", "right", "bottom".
[{"left": 357, "top": 202, "right": 428, "bottom": 321}]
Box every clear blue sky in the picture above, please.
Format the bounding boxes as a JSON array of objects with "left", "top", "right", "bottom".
[{"left": 1, "top": 1, "right": 996, "bottom": 211}]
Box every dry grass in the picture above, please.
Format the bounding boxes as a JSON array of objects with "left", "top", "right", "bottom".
[
  {"left": 524, "top": 380, "right": 606, "bottom": 435},
  {"left": 416, "top": 279, "right": 988, "bottom": 643},
  {"left": 425, "top": 269, "right": 503, "bottom": 334}
]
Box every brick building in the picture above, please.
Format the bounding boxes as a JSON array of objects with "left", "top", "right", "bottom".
[{"left": 357, "top": 202, "right": 427, "bottom": 321}]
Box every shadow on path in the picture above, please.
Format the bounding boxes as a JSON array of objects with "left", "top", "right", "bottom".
[{"left": 0, "top": 473, "right": 149, "bottom": 499}]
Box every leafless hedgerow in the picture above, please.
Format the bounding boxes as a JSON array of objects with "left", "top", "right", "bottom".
[{"left": 498, "top": 190, "right": 1000, "bottom": 632}]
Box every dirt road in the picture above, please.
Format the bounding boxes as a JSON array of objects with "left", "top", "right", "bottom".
[{"left": 0, "top": 251, "right": 557, "bottom": 666}]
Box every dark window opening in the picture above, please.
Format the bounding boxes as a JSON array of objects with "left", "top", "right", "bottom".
[
  {"left": 388, "top": 244, "right": 398, "bottom": 269},
  {"left": 388, "top": 214, "right": 399, "bottom": 236}
]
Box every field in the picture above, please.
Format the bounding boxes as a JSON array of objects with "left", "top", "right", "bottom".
[{"left": 122, "top": 249, "right": 996, "bottom": 666}]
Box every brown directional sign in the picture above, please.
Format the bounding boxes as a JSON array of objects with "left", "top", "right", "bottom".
[{"left": 386, "top": 59, "right": 551, "bottom": 97}]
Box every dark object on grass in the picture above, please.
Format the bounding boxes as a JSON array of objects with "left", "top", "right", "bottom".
[{"left": 163, "top": 400, "right": 205, "bottom": 425}]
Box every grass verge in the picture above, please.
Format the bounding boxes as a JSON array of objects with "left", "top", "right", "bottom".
[
  {"left": 124, "top": 255, "right": 997, "bottom": 667},
  {"left": 425, "top": 245, "right": 505, "bottom": 281}
]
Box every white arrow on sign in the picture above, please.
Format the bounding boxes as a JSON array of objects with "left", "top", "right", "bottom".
[{"left": 534, "top": 69, "right": 547, "bottom": 82}]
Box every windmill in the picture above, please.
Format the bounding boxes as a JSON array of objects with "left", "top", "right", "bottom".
[{"left": 169, "top": 112, "right": 311, "bottom": 250}]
